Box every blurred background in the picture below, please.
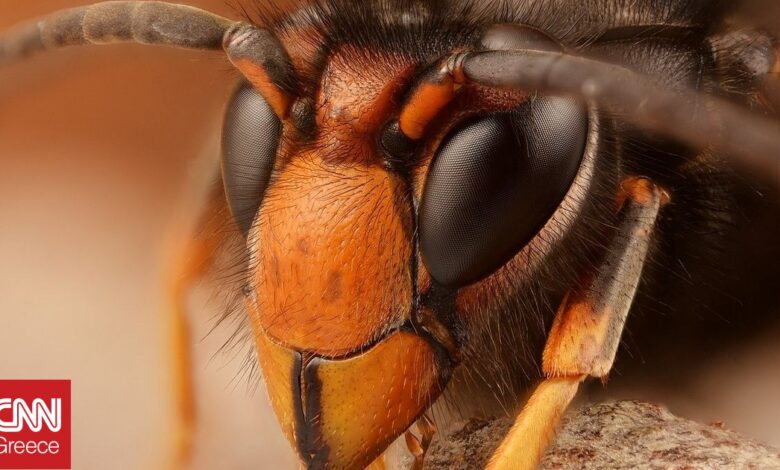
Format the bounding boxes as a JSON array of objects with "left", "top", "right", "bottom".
[
  {"left": 0, "top": 1, "right": 296, "bottom": 468},
  {"left": 0, "top": 1, "right": 778, "bottom": 470}
]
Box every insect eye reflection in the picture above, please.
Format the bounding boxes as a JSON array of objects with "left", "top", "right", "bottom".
[{"left": 419, "top": 96, "right": 588, "bottom": 287}]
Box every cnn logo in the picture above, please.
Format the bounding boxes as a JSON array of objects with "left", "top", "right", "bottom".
[
  {"left": 0, "top": 398, "right": 61, "bottom": 433},
  {"left": 0, "top": 381, "right": 70, "bottom": 469}
]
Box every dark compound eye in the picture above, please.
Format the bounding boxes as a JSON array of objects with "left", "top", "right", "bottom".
[
  {"left": 221, "top": 82, "right": 281, "bottom": 235},
  {"left": 419, "top": 96, "right": 588, "bottom": 287}
]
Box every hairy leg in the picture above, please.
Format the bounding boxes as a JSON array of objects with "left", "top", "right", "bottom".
[
  {"left": 164, "top": 191, "right": 230, "bottom": 469},
  {"left": 488, "top": 178, "right": 667, "bottom": 470}
]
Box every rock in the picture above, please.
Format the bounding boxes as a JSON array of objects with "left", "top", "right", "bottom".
[{"left": 424, "top": 400, "right": 780, "bottom": 469}]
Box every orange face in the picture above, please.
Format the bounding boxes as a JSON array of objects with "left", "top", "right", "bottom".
[
  {"left": 239, "top": 45, "right": 454, "bottom": 468},
  {"left": 224, "top": 21, "right": 598, "bottom": 470},
  {"left": 250, "top": 49, "right": 416, "bottom": 356}
]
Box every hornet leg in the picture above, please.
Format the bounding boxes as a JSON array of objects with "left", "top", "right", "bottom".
[
  {"left": 164, "top": 191, "right": 230, "bottom": 469},
  {"left": 488, "top": 177, "right": 668, "bottom": 470}
]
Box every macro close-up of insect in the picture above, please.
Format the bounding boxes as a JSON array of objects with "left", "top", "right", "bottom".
[{"left": 1, "top": 0, "right": 779, "bottom": 469}]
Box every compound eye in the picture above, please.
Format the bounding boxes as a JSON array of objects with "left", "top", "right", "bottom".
[
  {"left": 222, "top": 82, "right": 281, "bottom": 235},
  {"left": 419, "top": 96, "right": 587, "bottom": 287}
]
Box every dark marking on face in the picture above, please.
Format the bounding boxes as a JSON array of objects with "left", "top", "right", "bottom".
[
  {"left": 296, "top": 237, "right": 311, "bottom": 255},
  {"left": 302, "top": 356, "right": 328, "bottom": 467},
  {"left": 323, "top": 271, "right": 343, "bottom": 303},
  {"left": 290, "top": 352, "right": 308, "bottom": 466}
]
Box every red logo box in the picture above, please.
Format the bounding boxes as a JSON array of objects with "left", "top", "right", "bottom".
[{"left": 0, "top": 380, "right": 71, "bottom": 469}]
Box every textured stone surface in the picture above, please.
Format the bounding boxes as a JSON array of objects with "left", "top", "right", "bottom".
[{"left": 425, "top": 401, "right": 780, "bottom": 469}]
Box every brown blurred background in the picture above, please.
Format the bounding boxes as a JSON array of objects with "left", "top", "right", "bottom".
[
  {"left": 0, "top": 1, "right": 296, "bottom": 468},
  {"left": 0, "top": 2, "right": 778, "bottom": 470}
]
